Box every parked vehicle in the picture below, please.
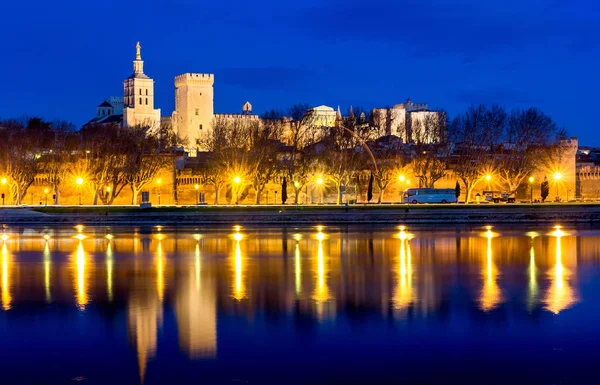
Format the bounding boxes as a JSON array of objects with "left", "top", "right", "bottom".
[
  {"left": 483, "top": 190, "right": 516, "bottom": 203},
  {"left": 402, "top": 188, "right": 457, "bottom": 204}
]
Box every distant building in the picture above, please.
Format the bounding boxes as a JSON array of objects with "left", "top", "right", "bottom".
[
  {"left": 371, "top": 98, "right": 441, "bottom": 143},
  {"left": 303, "top": 105, "right": 337, "bottom": 128}
]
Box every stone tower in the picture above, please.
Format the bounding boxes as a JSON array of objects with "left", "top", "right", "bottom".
[
  {"left": 173, "top": 73, "right": 215, "bottom": 154},
  {"left": 122, "top": 42, "right": 161, "bottom": 131}
]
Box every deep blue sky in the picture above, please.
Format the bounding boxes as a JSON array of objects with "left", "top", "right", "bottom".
[{"left": 1, "top": 0, "right": 599, "bottom": 144}]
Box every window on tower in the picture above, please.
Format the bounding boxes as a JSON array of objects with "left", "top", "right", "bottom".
[
  {"left": 195, "top": 108, "right": 199, "bottom": 116},
  {"left": 139, "top": 89, "right": 142, "bottom": 95},
  {"left": 145, "top": 98, "right": 148, "bottom": 105},
  {"left": 146, "top": 89, "right": 148, "bottom": 96},
  {"left": 139, "top": 97, "right": 142, "bottom": 105}
]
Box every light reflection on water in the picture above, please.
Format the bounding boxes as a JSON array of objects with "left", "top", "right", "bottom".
[{"left": 0, "top": 224, "right": 597, "bottom": 384}]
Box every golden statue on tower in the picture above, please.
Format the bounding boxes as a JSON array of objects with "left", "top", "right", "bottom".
[{"left": 136, "top": 41, "right": 141, "bottom": 60}]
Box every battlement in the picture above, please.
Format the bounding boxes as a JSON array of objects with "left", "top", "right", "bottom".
[
  {"left": 175, "top": 73, "right": 214, "bottom": 86},
  {"left": 215, "top": 113, "right": 259, "bottom": 120}
]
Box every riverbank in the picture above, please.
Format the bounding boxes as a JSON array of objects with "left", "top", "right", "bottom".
[{"left": 1, "top": 203, "right": 599, "bottom": 225}]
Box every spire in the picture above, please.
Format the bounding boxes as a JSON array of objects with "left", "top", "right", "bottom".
[
  {"left": 133, "top": 41, "right": 144, "bottom": 75},
  {"left": 336, "top": 105, "right": 342, "bottom": 120}
]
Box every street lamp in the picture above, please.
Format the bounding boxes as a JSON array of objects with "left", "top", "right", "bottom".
[
  {"left": 233, "top": 176, "right": 241, "bottom": 204},
  {"left": 194, "top": 184, "right": 199, "bottom": 205},
  {"left": 76, "top": 177, "right": 84, "bottom": 205},
  {"left": 1, "top": 178, "right": 6, "bottom": 206},
  {"left": 398, "top": 175, "right": 405, "bottom": 182},
  {"left": 157, "top": 178, "right": 162, "bottom": 205},
  {"left": 528, "top": 177, "right": 534, "bottom": 204},
  {"left": 316, "top": 177, "right": 324, "bottom": 204},
  {"left": 44, "top": 188, "right": 49, "bottom": 206},
  {"left": 553, "top": 172, "right": 562, "bottom": 202}
]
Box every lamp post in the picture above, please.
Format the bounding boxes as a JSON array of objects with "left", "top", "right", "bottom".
[
  {"left": 1, "top": 178, "right": 6, "bottom": 205},
  {"left": 553, "top": 172, "right": 562, "bottom": 202},
  {"left": 194, "top": 184, "right": 199, "bottom": 205},
  {"left": 157, "top": 178, "right": 162, "bottom": 205},
  {"left": 233, "top": 176, "right": 241, "bottom": 204},
  {"left": 528, "top": 177, "right": 534, "bottom": 205},
  {"left": 316, "top": 177, "right": 323, "bottom": 204},
  {"left": 76, "top": 177, "right": 84, "bottom": 205},
  {"left": 44, "top": 188, "right": 49, "bottom": 206}
]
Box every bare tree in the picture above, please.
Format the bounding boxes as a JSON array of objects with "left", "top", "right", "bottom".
[
  {"left": 410, "top": 112, "right": 451, "bottom": 188},
  {"left": 124, "top": 126, "right": 172, "bottom": 205},
  {"left": 319, "top": 109, "right": 363, "bottom": 204},
  {"left": 41, "top": 121, "right": 79, "bottom": 204},
  {"left": 450, "top": 105, "right": 506, "bottom": 203},
  {"left": 246, "top": 119, "right": 282, "bottom": 204},
  {"left": 496, "top": 108, "right": 561, "bottom": 193},
  {"left": 0, "top": 118, "right": 50, "bottom": 204}
]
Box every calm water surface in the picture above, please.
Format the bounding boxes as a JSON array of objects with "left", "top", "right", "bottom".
[{"left": 0, "top": 224, "right": 599, "bottom": 384}]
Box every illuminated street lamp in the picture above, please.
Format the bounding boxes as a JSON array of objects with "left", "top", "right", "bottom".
[
  {"left": 528, "top": 177, "right": 534, "bottom": 204},
  {"left": 44, "top": 188, "right": 49, "bottom": 206},
  {"left": 156, "top": 178, "right": 162, "bottom": 205},
  {"left": 76, "top": 177, "right": 84, "bottom": 205},
  {"left": 194, "top": 184, "right": 200, "bottom": 205},
  {"left": 398, "top": 175, "right": 405, "bottom": 182},
  {"left": 233, "top": 176, "right": 241, "bottom": 204},
  {"left": 316, "top": 176, "right": 324, "bottom": 204},
  {"left": 553, "top": 172, "right": 562, "bottom": 201},
  {"left": 1, "top": 177, "right": 6, "bottom": 206}
]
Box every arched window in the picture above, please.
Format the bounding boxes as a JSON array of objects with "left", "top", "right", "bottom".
[
  {"left": 139, "top": 89, "right": 142, "bottom": 95},
  {"left": 145, "top": 98, "right": 148, "bottom": 105},
  {"left": 146, "top": 89, "right": 148, "bottom": 96},
  {"left": 139, "top": 97, "right": 142, "bottom": 105}
]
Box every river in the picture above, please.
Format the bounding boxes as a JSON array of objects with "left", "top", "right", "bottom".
[{"left": 0, "top": 224, "right": 598, "bottom": 384}]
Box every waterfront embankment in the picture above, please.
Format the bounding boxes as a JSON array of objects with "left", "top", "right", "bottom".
[{"left": 1, "top": 204, "right": 600, "bottom": 225}]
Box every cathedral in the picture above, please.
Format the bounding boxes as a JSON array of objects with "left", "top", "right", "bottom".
[
  {"left": 88, "top": 42, "right": 161, "bottom": 132},
  {"left": 88, "top": 42, "right": 257, "bottom": 155}
]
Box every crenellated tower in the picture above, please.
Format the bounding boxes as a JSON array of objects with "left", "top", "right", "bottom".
[{"left": 172, "top": 73, "right": 215, "bottom": 154}]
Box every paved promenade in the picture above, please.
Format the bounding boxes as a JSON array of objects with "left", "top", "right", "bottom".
[{"left": 1, "top": 203, "right": 600, "bottom": 225}]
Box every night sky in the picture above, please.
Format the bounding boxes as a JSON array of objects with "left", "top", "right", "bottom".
[{"left": 1, "top": 0, "right": 598, "bottom": 143}]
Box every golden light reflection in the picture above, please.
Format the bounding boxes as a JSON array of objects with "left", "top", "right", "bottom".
[
  {"left": 392, "top": 229, "right": 414, "bottom": 310},
  {"left": 156, "top": 238, "right": 165, "bottom": 301},
  {"left": 544, "top": 226, "right": 577, "bottom": 314},
  {"left": 73, "top": 240, "right": 90, "bottom": 310},
  {"left": 44, "top": 241, "right": 51, "bottom": 303},
  {"left": 175, "top": 244, "right": 217, "bottom": 360},
  {"left": 232, "top": 230, "right": 246, "bottom": 300},
  {"left": 106, "top": 242, "right": 114, "bottom": 302},
  {"left": 479, "top": 227, "right": 502, "bottom": 312},
  {"left": 195, "top": 243, "right": 201, "bottom": 292},
  {"left": 527, "top": 239, "right": 538, "bottom": 311},
  {"left": 312, "top": 231, "right": 331, "bottom": 306},
  {"left": 1, "top": 243, "right": 11, "bottom": 310},
  {"left": 295, "top": 243, "right": 302, "bottom": 296}
]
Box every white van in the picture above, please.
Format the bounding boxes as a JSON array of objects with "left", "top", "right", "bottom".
[{"left": 402, "top": 188, "right": 457, "bottom": 204}]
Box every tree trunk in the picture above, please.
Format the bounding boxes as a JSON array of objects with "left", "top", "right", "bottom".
[
  {"left": 378, "top": 186, "right": 386, "bottom": 203},
  {"left": 465, "top": 182, "right": 475, "bottom": 204},
  {"left": 214, "top": 184, "right": 219, "bottom": 205},
  {"left": 255, "top": 187, "right": 263, "bottom": 204},
  {"left": 335, "top": 181, "right": 342, "bottom": 205},
  {"left": 294, "top": 187, "right": 300, "bottom": 204},
  {"left": 54, "top": 188, "right": 60, "bottom": 205},
  {"left": 131, "top": 186, "right": 139, "bottom": 205},
  {"left": 93, "top": 190, "right": 99, "bottom": 205}
]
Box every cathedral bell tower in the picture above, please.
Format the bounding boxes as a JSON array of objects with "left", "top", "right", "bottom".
[{"left": 122, "top": 42, "right": 161, "bottom": 131}]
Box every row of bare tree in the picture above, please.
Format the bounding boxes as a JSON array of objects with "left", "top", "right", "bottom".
[
  {"left": 0, "top": 103, "right": 567, "bottom": 205},
  {"left": 0, "top": 118, "right": 177, "bottom": 205},
  {"left": 195, "top": 103, "right": 567, "bottom": 204}
]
